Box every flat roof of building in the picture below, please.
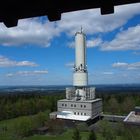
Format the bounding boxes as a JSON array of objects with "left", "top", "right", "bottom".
[
  {"left": 124, "top": 111, "right": 140, "bottom": 125},
  {"left": 58, "top": 98, "right": 102, "bottom": 103},
  {"left": 57, "top": 111, "right": 91, "bottom": 121}
]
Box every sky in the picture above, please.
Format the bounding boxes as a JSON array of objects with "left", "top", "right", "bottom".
[{"left": 0, "top": 3, "right": 140, "bottom": 86}]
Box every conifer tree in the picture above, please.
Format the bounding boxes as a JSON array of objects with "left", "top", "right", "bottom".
[
  {"left": 88, "top": 130, "right": 96, "bottom": 140},
  {"left": 72, "top": 128, "right": 81, "bottom": 140}
]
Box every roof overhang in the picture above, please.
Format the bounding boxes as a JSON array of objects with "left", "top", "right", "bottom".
[{"left": 0, "top": 0, "right": 140, "bottom": 27}]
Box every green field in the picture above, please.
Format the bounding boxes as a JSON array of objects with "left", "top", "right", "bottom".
[
  {"left": 0, "top": 115, "right": 90, "bottom": 140},
  {"left": 0, "top": 114, "right": 103, "bottom": 140},
  {"left": 0, "top": 111, "right": 50, "bottom": 140},
  {"left": 1, "top": 114, "right": 140, "bottom": 140},
  {"left": 25, "top": 130, "right": 90, "bottom": 140}
]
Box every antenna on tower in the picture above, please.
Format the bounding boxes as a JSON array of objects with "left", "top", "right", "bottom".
[{"left": 80, "top": 26, "right": 83, "bottom": 33}]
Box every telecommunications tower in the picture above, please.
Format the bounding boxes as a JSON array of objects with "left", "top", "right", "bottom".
[{"left": 50, "top": 29, "right": 102, "bottom": 121}]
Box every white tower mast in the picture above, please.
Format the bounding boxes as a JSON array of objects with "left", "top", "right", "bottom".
[{"left": 73, "top": 28, "right": 88, "bottom": 100}]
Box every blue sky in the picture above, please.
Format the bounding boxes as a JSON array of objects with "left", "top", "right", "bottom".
[{"left": 0, "top": 4, "right": 140, "bottom": 85}]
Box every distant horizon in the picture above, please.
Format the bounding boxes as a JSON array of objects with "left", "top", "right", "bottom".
[{"left": 1, "top": 83, "right": 140, "bottom": 87}]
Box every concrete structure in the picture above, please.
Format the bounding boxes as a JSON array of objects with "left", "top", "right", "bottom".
[
  {"left": 102, "top": 114, "right": 126, "bottom": 122},
  {"left": 57, "top": 99, "right": 102, "bottom": 121},
  {"left": 51, "top": 29, "right": 102, "bottom": 121},
  {"left": 124, "top": 106, "right": 140, "bottom": 126},
  {"left": 49, "top": 112, "right": 58, "bottom": 120}
]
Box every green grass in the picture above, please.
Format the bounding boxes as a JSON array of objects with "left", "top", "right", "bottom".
[
  {"left": 0, "top": 115, "right": 139, "bottom": 140},
  {"left": 25, "top": 130, "right": 90, "bottom": 140},
  {"left": 0, "top": 110, "right": 50, "bottom": 140},
  {"left": 0, "top": 118, "right": 128, "bottom": 140},
  {"left": 25, "top": 131, "right": 123, "bottom": 140}
]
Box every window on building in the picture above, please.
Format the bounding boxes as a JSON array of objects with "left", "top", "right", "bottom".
[
  {"left": 65, "top": 104, "right": 67, "bottom": 107},
  {"left": 84, "top": 105, "right": 86, "bottom": 108},
  {"left": 74, "top": 104, "right": 76, "bottom": 107},
  {"left": 84, "top": 113, "right": 86, "bottom": 116},
  {"left": 74, "top": 112, "right": 76, "bottom": 115},
  {"left": 71, "top": 104, "right": 73, "bottom": 107},
  {"left": 81, "top": 112, "right": 83, "bottom": 115},
  {"left": 62, "top": 104, "right": 64, "bottom": 106},
  {"left": 81, "top": 105, "right": 83, "bottom": 108},
  {"left": 77, "top": 112, "right": 79, "bottom": 115}
]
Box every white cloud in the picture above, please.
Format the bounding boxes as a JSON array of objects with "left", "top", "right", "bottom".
[
  {"left": 102, "top": 72, "right": 114, "bottom": 75},
  {"left": 112, "top": 62, "right": 128, "bottom": 68},
  {"left": 101, "top": 25, "right": 140, "bottom": 51},
  {"left": 89, "top": 70, "right": 140, "bottom": 84},
  {"left": 133, "top": 51, "right": 140, "bottom": 55},
  {"left": 68, "top": 38, "right": 102, "bottom": 48},
  {"left": 6, "top": 73, "right": 14, "bottom": 77},
  {"left": 0, "top": 55, "right": 38, "bottom": 67},
  {"left": 68, "top": 42, "right": 75, "bottom": 48},
  {"left": 87, "top": 38, "right": 102, "bottom": 48},
  {"left": 112, "top": 62, "right": 140, "bottom": 70},
  {"left": 65, "top": 62, "right": 74, "bottom": 67},
  {"left": 58, "top": 3, "right": 140, "bottom": 35},
  {"left": 6, "top": 70, "right": 48, "bottom": 77},
  {"left": 0, "top": 18, "right": 59, "bottom": 47},
  {"left": 0, "top": 4, "right": 140, "bottom": 47}
]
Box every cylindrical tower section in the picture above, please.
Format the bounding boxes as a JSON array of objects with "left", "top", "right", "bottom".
[
  {"left": 75, "top": 32, "right": 86, "bottom": 69},
  {"left": 73, "top": 72, "right": 88, "bottom": 86},
  {"left": 73, "top": 30, "right": 88, "bottom": 87}
]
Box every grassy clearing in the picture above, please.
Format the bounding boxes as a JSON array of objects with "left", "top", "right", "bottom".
[
  {"left": 25, "top": 130, "right": 89, "bottom": 140},
  {"left": 0, "top": 110, "right": 50, "bottom": 140},
  {"left": 0, "top": 115, "right": 140, "bottom": 140},
  {"left": 25, "top": 131, "right": 122, "bottom": 140}
]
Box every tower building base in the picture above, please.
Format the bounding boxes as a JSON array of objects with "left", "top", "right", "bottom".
[{"left": 57, "top": 98, "right": 102, "bottom": 121}]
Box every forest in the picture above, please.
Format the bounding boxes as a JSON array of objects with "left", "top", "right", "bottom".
[
  {"left": 0, "top": 92, "right": 64, "bottom": 120},
  {"left": 0, "top": 89, "right": 140, "bottom": 140},
  {"left": 0, "top": 89, "right": 140, "bottom": 120}
]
